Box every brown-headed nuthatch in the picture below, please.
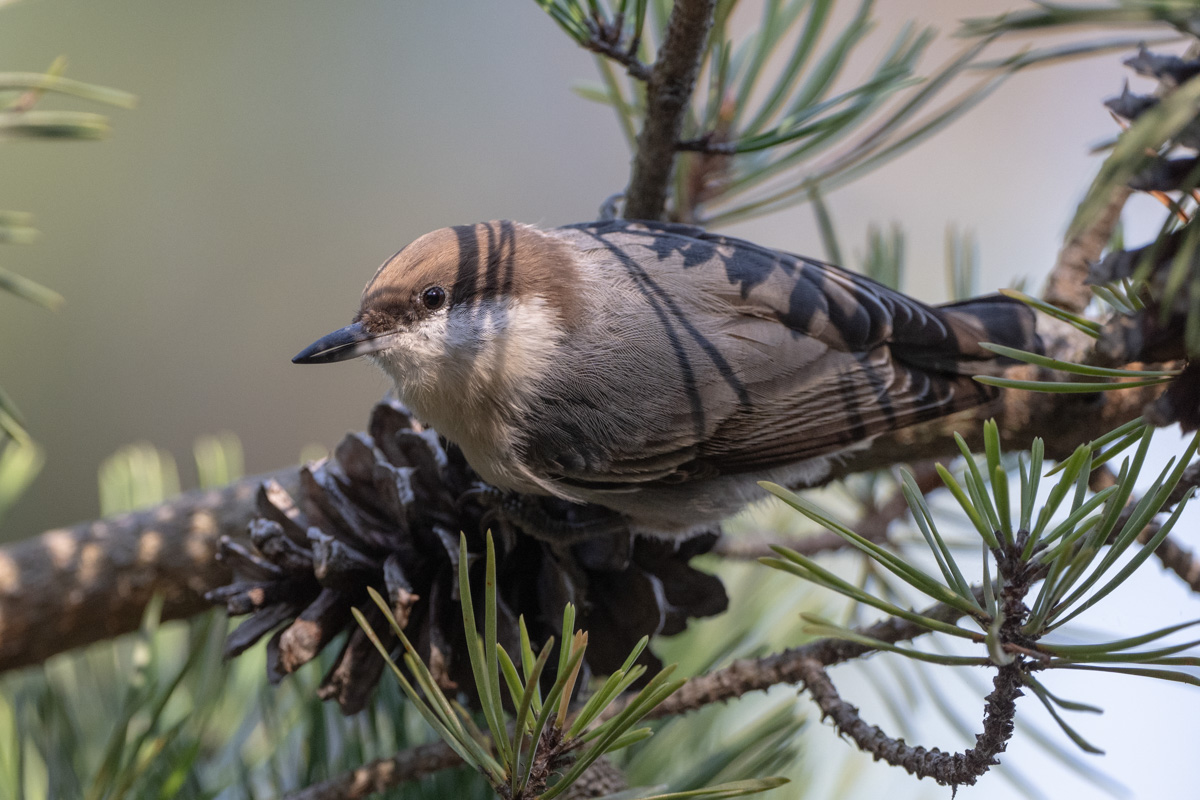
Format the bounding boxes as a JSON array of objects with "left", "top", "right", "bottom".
[{"left": 294, "top": 220, "right": 1039, "bottom": 539}]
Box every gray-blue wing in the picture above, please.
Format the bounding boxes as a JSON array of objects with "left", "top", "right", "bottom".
[{"left": 525, "top": 221, "right": 1035, "bottom": 487}]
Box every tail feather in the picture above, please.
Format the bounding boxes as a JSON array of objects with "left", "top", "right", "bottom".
[{"left": 897, "top": 293, "right": 1041, "bottom": 375}]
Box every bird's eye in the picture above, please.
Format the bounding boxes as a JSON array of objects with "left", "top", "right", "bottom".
[{"left": 421, "top": 286, "right": 447, "bottom": 311}]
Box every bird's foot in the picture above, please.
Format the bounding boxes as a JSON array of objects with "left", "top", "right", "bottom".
[{"left": 459, "top": 483, "right": 630, "bottom": 545}]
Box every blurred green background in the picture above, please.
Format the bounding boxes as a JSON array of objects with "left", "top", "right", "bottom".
[{"left": 0, "top": 0, "right": 1120, "bottom": 540}]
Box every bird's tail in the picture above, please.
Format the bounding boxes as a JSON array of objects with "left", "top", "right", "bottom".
[{"left": 930, "top": 293, "right": 1042, "bottom": 374}]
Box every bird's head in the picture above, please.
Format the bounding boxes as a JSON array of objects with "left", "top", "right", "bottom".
[{"left": 293, "top": 221, "right": 582, "bottom": 407}]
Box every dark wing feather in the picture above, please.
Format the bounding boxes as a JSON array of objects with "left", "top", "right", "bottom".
[
  {"left": 692, "top": 349, "right": 993, "bottom": 475},
  {"left": 534, "top": 221, "right": 1035, "bottom": 488}
]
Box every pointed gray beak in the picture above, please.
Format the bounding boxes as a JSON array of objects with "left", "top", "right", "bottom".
[{"left": 293, "top": 322, "right": 389, "bottom": 364}]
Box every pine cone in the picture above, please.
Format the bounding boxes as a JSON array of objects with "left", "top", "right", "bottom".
[{"left": 207, "top": 397, "right": 727, "bottom": 714}]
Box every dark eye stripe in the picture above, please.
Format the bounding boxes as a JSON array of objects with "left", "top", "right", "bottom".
[{"left": 422, "top": 286, "right": 446, "bottom": 311}]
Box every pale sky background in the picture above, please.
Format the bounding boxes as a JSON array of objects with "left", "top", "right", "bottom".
[{"left": 0, "top": 1, "right": 1196, "bottom": 798}]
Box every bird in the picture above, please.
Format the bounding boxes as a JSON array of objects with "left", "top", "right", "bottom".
[{"left": 294, "top": 219, "right": 1039, "bottom": 540}]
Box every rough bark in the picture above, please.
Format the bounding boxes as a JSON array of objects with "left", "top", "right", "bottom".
[
  {"left": 622, "top": 0, "right": 717, "bottom": 220},
  {"left": 283, "top": 740, "right": 466, "bottom": 800},
  {"left": 1043, "top": 186, "right": 1132, "bottom": 314},
  {"left": 0, "top": 469, "right": 298, "bottom": 671}
]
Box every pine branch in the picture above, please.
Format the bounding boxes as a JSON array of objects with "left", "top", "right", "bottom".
[
  {"left": 623, "top": 0, "right": 716, "bottom": 220},
  {"left": 790, "top": 563, "right": 1037, "bottom": 790},
  {"left": 283, "top": 740, "right": 465, "bottom": 800},
  {"left": 1146, "top": 532, "right": 1200, "bottom": 592},
  {"left": 284, "top": 592, "right": 974, "bottom": 799},
  {"left": 0, "top": 331, "right": 1161, "bottom": 674},
  {"left": 0, "top": 469, "right": 298, "bottom": 672},
  {"left": 1043, "top": 184, "right": 1131, "bottom": 314},
  {"left": 796, "top": 657, "right": 1023, "bottom": 787}
]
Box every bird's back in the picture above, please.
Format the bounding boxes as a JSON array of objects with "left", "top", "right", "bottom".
[{"left": 523, "top": 220, "right": 1038, "bottom": 529}]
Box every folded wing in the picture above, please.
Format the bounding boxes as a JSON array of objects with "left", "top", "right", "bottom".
[{"left": 534, "top": 221, "right": 1037, "bottom": 489}]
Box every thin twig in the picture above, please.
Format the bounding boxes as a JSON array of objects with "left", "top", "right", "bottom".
[
  {"left": 797, "top": 657, "right": 1023, "bottom": 788},
  {"left": 795, "top": 535, "right": 1040, "bottom": 789},
  {"left": 283, "top": 740, "right": 466, "bottom": 800},
  {"left": 583, "top": 37, "right": 651, "bottom": 81},
  {"left": 623, "top": 0, "right": 717, "bottom": 220}
]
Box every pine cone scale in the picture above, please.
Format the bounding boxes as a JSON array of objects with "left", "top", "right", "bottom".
[{"left": 208, "top": 397, "right": 728, "bottom": 713}]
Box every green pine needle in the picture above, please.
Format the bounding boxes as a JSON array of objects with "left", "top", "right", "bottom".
[
  {"left": 974, "top": 375, "right": 1172, "bottom": 393},
  {"left": 997, "top": 288, "right": 1103, "bottom": 336},
  {"left": 632, "top": 777, "right": 792, "bottom": 799},
  {"left": 1024, "top": 677, "right": 1106, "bottom": 755},
  {"left": 979, "top": 343, "right": 1180, "bottom": 378}
]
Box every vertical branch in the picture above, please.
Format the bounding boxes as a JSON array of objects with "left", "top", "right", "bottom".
[
  {"left": 623, "top": 0, "right": 717, "bottom": 220},
  {"left": 1042, "top": 185, "right": 1131, "bottom": 314}
]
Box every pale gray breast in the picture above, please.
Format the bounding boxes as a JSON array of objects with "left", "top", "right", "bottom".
[{"left": 526, "top": 222, "right": 823, "bottom": 487}]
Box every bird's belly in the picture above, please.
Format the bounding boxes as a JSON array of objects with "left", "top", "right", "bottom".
[
  {"left": 565, "top": 455, "right": 838, "bottom": 538},
  {"left": 461, "top": 441, "right": 550, "bottom": 497},
  {"left": 392, "top": 386, "right": 541, "bottom": 494}
]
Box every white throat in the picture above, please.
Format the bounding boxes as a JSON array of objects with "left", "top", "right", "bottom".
[{"left": 368, "top": 295, "right": 565, "bottom": 490}]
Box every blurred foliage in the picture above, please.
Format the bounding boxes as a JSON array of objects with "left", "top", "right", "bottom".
[
  {"left": 965, "top": 25, "right": 1200, "bottom": 401},
  {"left": 0, "top": 54, "right": 133, "bottom": 387},
  {"left": 960, "top": 0, "right": 1200, "bottom": 380},
  {"left": 621, "top": 701, "right": 804, "bottom": 799},
  {"left": 539, "top": 0, "right": 1159, "bottom": 229},
  {"left": 0, "top": 425, "right": 41, "bottom": 528},
  {"left": 944, "top": 225, "right": 978, "bottom": 301},
  {"left": 0, "top": 568, "right": 820, "bottom": 799},
  {"left": 960, "top": 1, "right": 1200, "bottom": 39},
  {"left": 860, "top": 222, "right": 904, "bottom": 290},
  {"left": 98, "top": 444, "right": 181, "bottom": 518},
  {"left": 0, "top": 44, "right": 133, "bottom": 531},
  {"left": 0, "top": 600, "right": 497, "bottom": 800}
]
